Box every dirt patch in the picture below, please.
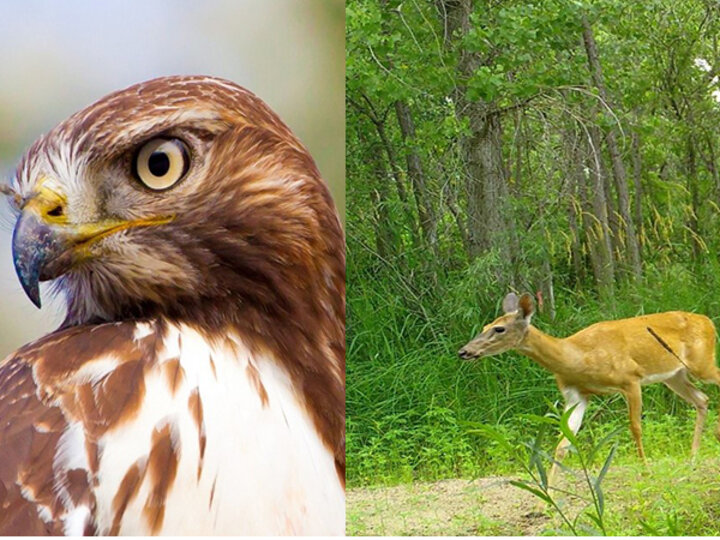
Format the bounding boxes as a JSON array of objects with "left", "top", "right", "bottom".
[
  {"left": 347, "top": 457, "right": 720, "bottom": 536},
  {"left": 347, "top": 476, "right": 557, "bottom": 536}
]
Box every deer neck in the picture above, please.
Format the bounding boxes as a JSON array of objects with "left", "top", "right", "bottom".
[{"left": 516, "top": 325, "right": 574, "bottom": 375}]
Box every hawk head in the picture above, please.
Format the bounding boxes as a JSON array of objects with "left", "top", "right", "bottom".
[
  {"left": 9, "top": 75, "right": 344, "bottom": 334},
  {"left": 1, "top": 76, "right": 346, "bottom": 531},
  {"left": 8, "top": 77, "right": 345, "bottom": 467}
]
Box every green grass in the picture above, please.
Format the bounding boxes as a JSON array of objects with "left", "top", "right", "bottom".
[
  {"left": 347, "top": 238, "right": 720, "bottom": 534},
  {"left": 606, "top": 459, "right": 720, "bottom": 535},
  {"left": 348, "top": 401, "right": 720, "bottom": 484},
  {"left": 347, "top": 253, "right": 720, "bottom": 489}
]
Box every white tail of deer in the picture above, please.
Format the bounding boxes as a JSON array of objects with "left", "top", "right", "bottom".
[{"left": 459, "top": 292, "right": 720, "bottom": 485}]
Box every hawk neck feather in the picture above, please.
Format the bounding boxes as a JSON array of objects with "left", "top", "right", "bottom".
[{"left": 0, "top": 319, "right": 345, "bottom": 534}]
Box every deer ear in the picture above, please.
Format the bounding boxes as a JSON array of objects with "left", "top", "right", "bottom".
[
  {"left": 518, "top": 293, "right": 535, "bottom": 320},
  {"left": 502, "top": 293, "right": 519, "bottom": 314}
]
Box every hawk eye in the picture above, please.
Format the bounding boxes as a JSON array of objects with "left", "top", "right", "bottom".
[{"left": 134, "top": 138, "right": 190, "bottom": 190}]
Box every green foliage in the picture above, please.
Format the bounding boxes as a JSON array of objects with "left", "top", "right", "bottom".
[
  {"left": 507, "top": 407, "right": 621, "bottom": 536},
  {"left": 606, "top": 451, "right": 720, "bottom": 535},
  {"left": 347, "top": 4, "right": 720, "bottom": 536},
  {"left": 347, "top": 260, "right": 720, "bottom": 487},
  {"left": 347, "top": 0, "right": 720, "bottom": 490}
]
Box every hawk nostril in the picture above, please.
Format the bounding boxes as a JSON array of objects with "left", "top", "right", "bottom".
[{"left": 47, "top": 205, "right": 64, "bottom": 218}]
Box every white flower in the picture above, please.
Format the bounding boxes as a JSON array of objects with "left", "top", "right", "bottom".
[{"left": 695, "top": 58, "right": 712, "bottom": 72}]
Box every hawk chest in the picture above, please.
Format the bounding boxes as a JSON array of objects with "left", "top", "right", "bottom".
[{"left": 78, "top": 323, "right": 344, "bottom": 535}]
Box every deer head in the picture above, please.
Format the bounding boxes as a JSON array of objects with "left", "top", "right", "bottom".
[{"left": 458, "top": 292, "right": 535, "bottom": 360}]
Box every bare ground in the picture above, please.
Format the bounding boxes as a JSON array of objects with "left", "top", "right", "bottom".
[
  {"left": 347, "top": 476, "right": 558, "bottom": 536},
  {"left": 347, "top": 458, "right": 720, "bottom": 536}
]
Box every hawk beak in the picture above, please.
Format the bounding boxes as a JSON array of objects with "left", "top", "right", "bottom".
[
  {"left": 13, "top": 210, "right": 73, "bottom": 308},
  {"left": 12, "top": 187, "right": 172, "bottom": 308}
]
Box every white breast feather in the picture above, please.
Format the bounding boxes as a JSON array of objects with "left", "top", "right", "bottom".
[{"left": 88, "top": 321, "right": 344, "bottom": 535}]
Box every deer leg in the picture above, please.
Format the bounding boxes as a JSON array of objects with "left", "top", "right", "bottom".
[
  {"left": 624, "top": 383, "right": 646, "bottom": 463},
  {"left": 700, "top": 368, "right": 720, "bottom": 444},
  {"left": 663, "top": 369, "right": 709, "bottom": 458},
  {"left": 547, "top": 389, "right": 588, "bottom": 488}
]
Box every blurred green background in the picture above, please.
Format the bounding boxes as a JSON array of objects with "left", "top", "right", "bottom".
[{"left": 0, "top": 0, "right": 344, "bottom": 357}]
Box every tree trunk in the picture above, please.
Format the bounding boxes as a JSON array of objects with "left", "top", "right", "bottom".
[
  {"left": 541, "top": 258, "right": 557, "bottom": 321},
  {"left": 686, "top": 133, "right": 702, "bottom": 260},
  {"left": 394, "top": 100, "right": 438, "bottom": 252},
  {"left": 464, "top": 112, "right": 509, "bottom": 257},
  {"left": 581, "top": 13, "right": 642, "bottom": 279},
  {"left": 564, "top": 128, "right": 585, "bottom": 286},
  {"left": 362, "top": 131, "right": 398, "bottom": 259},
  {"left": 371, "top": 117, "right": 420, "bottom": 246},
  {"left": 631, "top": 130, "right": 644, "bottom": 251},
  {"left": 703, "top": 133, "right": 720, "bottom": 208},
  {"left": 511, "top": 110, "right": 524, "bottom": 198},
  {"left": 594, "top": 131, "right": 621, "bottom": 263},
  {"left": 441, "top": 167, "right": 470, "bottom": 254},
  {"left": 583, "top": 127, "right": 616, "bottom": 299},
  {"left": 443, "top": 0, "right": 512, "bottom": 261}
]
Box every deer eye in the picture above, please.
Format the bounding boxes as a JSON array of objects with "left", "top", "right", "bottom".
[{"left": 494, "top": 327, "right": 506, "bottom": 334}]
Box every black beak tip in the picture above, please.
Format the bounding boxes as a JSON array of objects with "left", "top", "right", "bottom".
[
  {"left": 12, "top": 253, "right": 42, "bottom": 309},
  {"left": 22, "top": 280, "right": 42, "bottom": 309},
  {"left": 12, "top": 224, "right": 44, "bottom": 309}
]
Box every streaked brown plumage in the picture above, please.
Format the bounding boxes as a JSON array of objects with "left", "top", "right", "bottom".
[{"left": 0, "top": 76, "right": 345, "bottom": 535}]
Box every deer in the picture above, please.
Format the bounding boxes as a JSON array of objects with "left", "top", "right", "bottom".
[{"left": 458, "top": 292, "right": 720, "bottom": 486}]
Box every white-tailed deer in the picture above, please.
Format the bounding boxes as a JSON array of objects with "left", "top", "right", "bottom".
[{"left": 458, "top": 292, "right": 720, "bottom": 485}]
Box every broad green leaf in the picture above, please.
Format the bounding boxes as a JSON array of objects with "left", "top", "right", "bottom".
[{"left": 509, "top": 480, "right": 552, "bottom": 503}]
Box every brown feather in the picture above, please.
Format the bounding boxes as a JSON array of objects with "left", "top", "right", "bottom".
[
  {"left": 111, "top": 458, "right": 148, "bottom": 535},
  {"left": 143, "top": 422, "right": 180, "bottom": 534}
]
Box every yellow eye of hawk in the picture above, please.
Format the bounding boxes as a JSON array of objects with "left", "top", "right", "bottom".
[{"left": 134, "top": 138, "right": 190, "bottom": 190}]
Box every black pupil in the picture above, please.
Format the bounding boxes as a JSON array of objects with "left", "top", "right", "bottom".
[
  {"left": 148, "top": 151, "right": 170, "bottom": 177},
  {"left": 495, "top": 327, "right": 505, "bottom": 333}
]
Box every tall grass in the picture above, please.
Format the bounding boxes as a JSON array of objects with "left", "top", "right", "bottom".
[{"left": 346, "top": 248, "right": 720, "bottom": 487}]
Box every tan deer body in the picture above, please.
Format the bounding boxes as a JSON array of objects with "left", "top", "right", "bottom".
[{"left": 459, "top": 293, "right": 720, "bottom": 485}]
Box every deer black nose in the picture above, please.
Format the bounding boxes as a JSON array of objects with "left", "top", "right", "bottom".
[{"left": 458, "top": 348, "right": 470, "bottom": 359}]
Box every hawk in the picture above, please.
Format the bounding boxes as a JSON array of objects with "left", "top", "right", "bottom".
[{"left": 0, "top": 76, "right": 345, "bottom": 535}]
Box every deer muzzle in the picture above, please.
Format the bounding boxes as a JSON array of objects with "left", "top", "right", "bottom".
[{"left": 458, "top": 346, "right": 478, "bottom": 360}]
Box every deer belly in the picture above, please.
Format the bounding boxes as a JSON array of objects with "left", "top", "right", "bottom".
[{"left": 640, "top": 367, "right": 683, "bottom": 385}]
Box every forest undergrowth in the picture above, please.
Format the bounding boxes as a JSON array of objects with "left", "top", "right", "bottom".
[{"left": 347, "top": 256, "right": 720, "bottom": 488}]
